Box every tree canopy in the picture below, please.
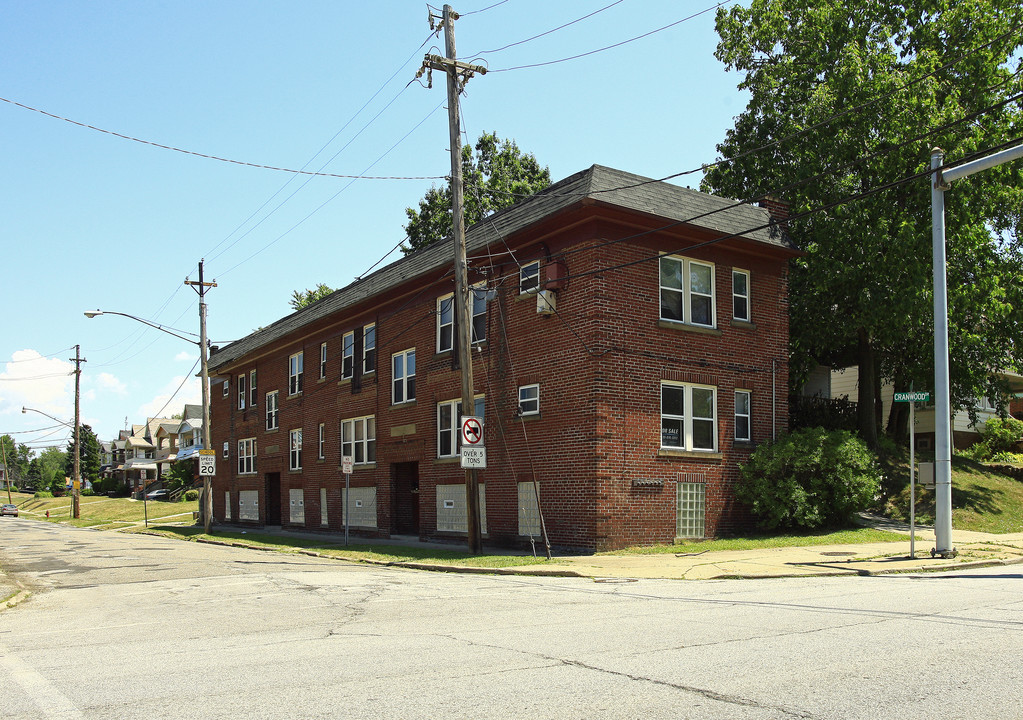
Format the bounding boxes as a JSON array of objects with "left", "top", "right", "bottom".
[
  {"left": 403, "top": 131, "right": 551, "bottom": 252},
  {"left": 63, "top": 424, "right": 102, "bottom": 484},
  {"left": 702, "top": 0, "right": 1023, "bottom": 445},
  {"left": 290, "top": 284, "right": 335, "bottom": 311}
]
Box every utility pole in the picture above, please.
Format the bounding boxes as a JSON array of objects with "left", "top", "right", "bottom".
[
  {"left": 422, "top": 5, "right": 488, "bottom": 553},
  {"left": 186, "top": 259, "right": 216, "bottom": 534},
  {"left": 1, "top": 435, "right": 11, "bottom": 504},
  {"left": 70, "top": 344, "right": 86, "bottom": 519}
]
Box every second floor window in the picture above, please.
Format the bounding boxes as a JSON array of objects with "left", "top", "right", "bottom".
[
  {"left": 733, "top": 269, "right": 750, "bottom": 322},
  {"left": 289, "top": 352, "right": 304, "bottom": 395},
  {"left": 289, "top": 429, "right": 303, "bottom": 470},
  {"left": 266, "top": 391, "right": 279, "bottom": 431},
  {"left": 249, "top": 369, "right": 257, "bottom": 407},
  {"left": 392, "top": 349, "right": 416, "bottom": 404},
  {"left": 320, "top": 342, "right": 328, "bottom": 379},
  {"left": 341, "top": 416, "right": 376, "bottom": 465},
  {"left": 342, "top": 331, "right": 354, "bottom": 379},
  {"left": 363, "top": 324, "right": 376, "bottom": 375},
  {"left": 660, "top": 256, "right": 716, "bottom": 328},
  {"left": 237, "top": 374, "right": 246, "bottom": 410}
]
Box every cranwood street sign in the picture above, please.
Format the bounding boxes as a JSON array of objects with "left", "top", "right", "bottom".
[{"left": 894, "top": 391, "right": 930, "bottom": 402}]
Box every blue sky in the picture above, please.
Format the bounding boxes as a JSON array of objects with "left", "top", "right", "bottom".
[{"left": 0, "top": 0, "right": 749, "bottom": 451}]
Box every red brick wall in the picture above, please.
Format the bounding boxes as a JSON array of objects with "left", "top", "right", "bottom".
[{"left": 211, "top": 208, "right": 792, "bottom": 550}]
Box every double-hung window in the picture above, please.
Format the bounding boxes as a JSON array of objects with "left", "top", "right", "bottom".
[
  {"left": 289, "top": 352, "right": 303, "bottom": 395},
  {"left": 341, "top": 331, "right": 354, "bottom": 379},
  {"left": 341, "top": 416, "right": 376, "bottom": 465},
  {"left": 249, "top": 369, "right": 257, "bottom": 407},
  {"left": 318, "top": 423, "right": 325, "bottom": 460},
  {"left": 659, "top": 256, "right": 716, "bottom": 327},
  {"left": 519, "top": 260, "right": 540, "bottom": 294},
  {"left": 438, "top": 290, "right": 486, "bottom": 352},
  {"left": 237, "top": 374, "right": 247, "bottom": 410},
  {"left": 238, "top": 438, "right": 256, "bottom": 474},
  {"left": 518, "top": 384, "right": 539, "bottom": 416},
  {"left": 319, "top": 342, "right": 328, "bottom": 379},
  {"left": 392, "top": 349, "right": 416, "bottom": 404},
  {"left": 363, "top": 324, "right": 376, "bottom": 375},
  {"left": 732, "top": 269, "right": 751, "bottom": 322},
  {"left": 471, "top": 287, "right": 486, "bottom": 343},
  {"left": 660, "top": 382, "right": 717, "bottom": 451},
  {"left": 266, "top": 390, "right": 279, "bottom": 431},
  {"left": 223, "top": 379, "right": 230, "bottom": 398},
  {"left": 735, "top": 390, "right": 752, "bottom": 442},
  {"left": 437, "top": 396, "right": 485, "bottom": 457},
  {"left": 289, "top": 429, "right": 302, "bottom": 470}
]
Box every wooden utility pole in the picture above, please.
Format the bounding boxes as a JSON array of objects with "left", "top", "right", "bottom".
[
  {"left": 186, "top": 259, "right": 216, "bottom": 534},
  {"left": 70, "top": 344, "right": 85, "bottom": 519},
  {"left": 423, "top": 5, "right": 487, "bottom": 554}
]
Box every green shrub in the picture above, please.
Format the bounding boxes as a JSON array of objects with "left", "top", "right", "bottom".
[
  {"left": 737, "top": 427, "right": 882, "bottom": 531},
  {"left": 990, "top": 451, "right": 1023, "bottom": 464},
  {"left": 980, "top": 416, "right": 1023, "bottom": 455},
  {"left": 33, "top": 491, "right": 54, "bottom": 498},
  {"left": 961, "top": 440, "right": 992, "bottom": 462},
  {"left": 184, "top": 489, "right": 200, "bottom": 501}
]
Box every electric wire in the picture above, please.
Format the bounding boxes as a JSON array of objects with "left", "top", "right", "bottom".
[
  {"left": 468, "top": 0, "right": 625, "bottom": 55},
  {"left": 0, "top": 95, "right": 445, "bottom": 182},
  {"left": 460, "top": 0, "right": 511, "bottom": 16},
  {"left": 489, "top": 1, "right": 730, "bottom": 72}
]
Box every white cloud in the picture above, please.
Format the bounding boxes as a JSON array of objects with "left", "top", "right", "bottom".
[
  {"left": 136, "top": 375, "right": 203, "bottom": 420},
  {"left": 0, "top": 349, "right": 75, "bottom": 421},
  {"left": 174, "top": 351, "right": 194, "bottom": 362}
]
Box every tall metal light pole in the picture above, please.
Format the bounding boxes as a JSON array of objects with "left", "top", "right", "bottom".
[
  {"left": 930, "top": 143, "right": 1023, "bottom": 557},
  {"left": 84, "top": 265, "right": 216, "bottom": 533}
]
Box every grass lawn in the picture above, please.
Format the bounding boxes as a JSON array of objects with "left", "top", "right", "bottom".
[
  {"left": 12, "top": 492, "right": 197, "bottom": 528},
  {"left": 601, "top": 527, "right": 907, "bottom": 556},
  {"left": 137, "top": 526, "right": 555, "bottom": 568},
  {"left": 884, "top": 455, "right": 1023, "bottom": 534}
]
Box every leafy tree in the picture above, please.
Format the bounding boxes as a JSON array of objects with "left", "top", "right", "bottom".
[
  {"left": 703, "top": 0, "right": 1023, "bottom": 447},
  {"left": 403, "top": 132, "right": 552, "bottom": 252},
  {"left": 63, "top": 424, "right": 102, "bottom": 485},
  {"left": 36, "top": 447, "right": 66, "bottom": 486},
  {"left": 0, "top": 435, "right": 32, "bottom": 488},
  {"left": 165, "top": 459, "right": 196, "bottom": 493},
  {"left": 290, "top": 283, "right": 335, "bottom": 311}
]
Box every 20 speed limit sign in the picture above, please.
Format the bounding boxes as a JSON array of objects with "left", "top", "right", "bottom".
[{"left": 199, "top": 450, "right": 216, "bottom": 476}]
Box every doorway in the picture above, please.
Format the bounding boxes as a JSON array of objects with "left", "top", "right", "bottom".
[
  {"left": 391, "top": 462, "right": 419, "bottom": 535},
  {"left": 265, "top": 472, "right": 281, "bottom": 526}
]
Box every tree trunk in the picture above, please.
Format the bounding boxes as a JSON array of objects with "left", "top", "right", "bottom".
[
  {"left": 857, "top": 328, "right": 879, "bottom": 449},
  {"left": 887, "top": 370, "right": 910, "bottom": 443}
]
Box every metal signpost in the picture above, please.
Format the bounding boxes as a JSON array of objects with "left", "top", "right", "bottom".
[
  {"left": 894, "top": 391, "right": 930, "bottom": 557},
  {"left": 342, "top": 455, "right": 353, "bottom": 545}
]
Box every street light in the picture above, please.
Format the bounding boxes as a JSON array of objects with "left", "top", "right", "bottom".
[
  {"left": 85, "top": 278, "right": 215, "bottom": 534},
  {"left": 23, "top": 405, "right": 79, "bottom": 518}
]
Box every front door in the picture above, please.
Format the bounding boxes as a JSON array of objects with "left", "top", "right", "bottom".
[
  {"left": 391, "top": 462, "right": 419, "bottom": 535},
  {"left": 265, "top": 472, "right": 281, "bottom": 526}
]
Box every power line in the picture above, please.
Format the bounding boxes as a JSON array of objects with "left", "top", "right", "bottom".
[
  {"left": 460, "top": 0, "right": 511, "bottom": 16},
  {"left": 468, "top": 0, "right": 625, "bottom": 55},
  {"left": 489, "top": 1, "right": 730, "bottom": 72},
  {"left": 0, "top": 95, "right": 446, "bottom": 181}
]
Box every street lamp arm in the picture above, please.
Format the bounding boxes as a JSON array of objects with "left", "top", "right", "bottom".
[
  {"left": 84, "top": 310, "right": 201, "bottom": 345},
  {"left": 22, "top": 406, "right": 74, "bottom": 429}
]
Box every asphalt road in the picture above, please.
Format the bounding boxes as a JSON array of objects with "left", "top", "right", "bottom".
[{"left": 2, "top": 519, "right": 1022, "bottom": 720}]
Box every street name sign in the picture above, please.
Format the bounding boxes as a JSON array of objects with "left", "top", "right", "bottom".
[
  {"left": 199, "top": 449, "right": 216, "bottom": 476},
  {"left": 460, "top": 445, "right": 487, "bottom": 469},
  {"left": 894, "top": 391, "right": 931, "bottom": 402}
]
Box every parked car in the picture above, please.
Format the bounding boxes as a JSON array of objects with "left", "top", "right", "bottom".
[
  {"left": 1, "top": 504, "right": 18, "bottom": 517},
  {"left": 146, "top": 490, "right": 170, "bottom": 501}
]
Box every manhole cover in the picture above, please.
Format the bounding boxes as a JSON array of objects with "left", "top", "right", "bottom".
[{"left": 819, "top": 551, "right": 856, "bottom": 557}]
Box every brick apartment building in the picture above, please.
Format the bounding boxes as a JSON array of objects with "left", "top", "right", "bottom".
[{"left": 206, "top": 165, "right": 798, "bottom": 550}]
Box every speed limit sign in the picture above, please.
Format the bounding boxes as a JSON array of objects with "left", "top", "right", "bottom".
[{"left": 199, "top": 450, "right": 216, "bottom": 476}]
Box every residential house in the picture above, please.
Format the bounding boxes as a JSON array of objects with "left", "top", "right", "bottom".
[{"left": 206, "top": 165, "right": 798, "bottom": 550}]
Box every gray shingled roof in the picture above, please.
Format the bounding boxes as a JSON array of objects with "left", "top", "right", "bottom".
[{"left": 208, "top": 164, "right": 792, "bottom": 373}]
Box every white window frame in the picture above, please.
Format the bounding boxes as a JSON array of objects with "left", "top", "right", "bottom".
[
  {"left": 341, "top": 331, "right": 354, "bottom": 379},
  {"left": 289, "top": 352, "right": 304, "bottom": 395},
  {"left": 519, "top": 260, "right": 540, "bottom": 294},
  {"left": 363, "top": 324, "right": 376, "bottom": 375},
  {"left": 249, "top": 369, "right": 257, "bottom": 407},
  {"left": 659, "top": 255, "right": 716, "bottom": 328},
  {"left": 319, "top": 342, "right": 328, "bottom": 379},
  {"left": 289, "top": 428, "right": 303, "bottom": 471},
  {"left": 237, "top": 374, "right": 246, "bottom": 410},
  {"left": 318, "top": 422, "right": 325, "bottom": 460},
  {"left": 518, "top": 384, "right": 539, "bottom": 416},
  {"left": 223, "top": 441, "right": 229, "bottom": 459},
  {"left": 735, "top": 389, "right": 752, "bottom": 442},
  {"left": 391, "top": 349, "right": 416, "bottom": 404},
  {"left": 660, "top": 381, "right": 717, "bottom": 452},
  {"left": 341, "top": 416, "right": 376, "bottom": 465},
  {"left": 238, "top": 438, "right": 256, "bottom": 475},
  {"left": 266, "top": 390, "right": 279, "bottom": 431},
  {"left": 222, "top": 378, "right": 229, "bottom": 397},
  {"left": 437, "top": 295, "right": 455, "bottom": 353},
  {"left": 471, "top": 285, "right": 486, "bottom": 344},
  {"left": 437, "top": 396, "right": 485, "bottom": 458},
  {"left": 732, "top": 269, "right": 751, "bottom": 322}
]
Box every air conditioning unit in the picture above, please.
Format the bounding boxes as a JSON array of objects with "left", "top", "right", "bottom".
[{"left": 537, "top": 289, "right": 556, "bottom": 315}]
